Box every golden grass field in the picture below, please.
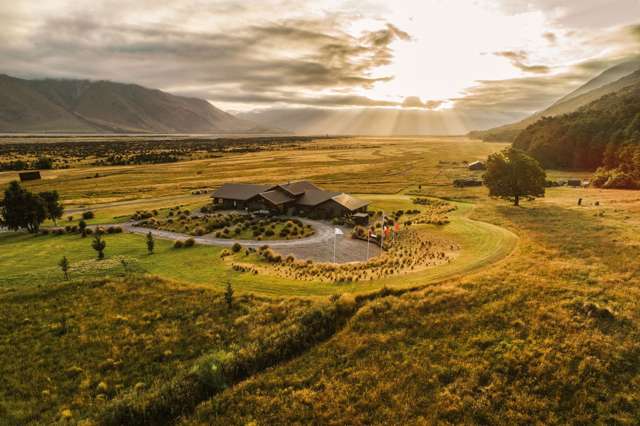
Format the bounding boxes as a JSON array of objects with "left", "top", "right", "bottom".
[{"left": 2, "top": 136, "right": 640, "bottom": 424}]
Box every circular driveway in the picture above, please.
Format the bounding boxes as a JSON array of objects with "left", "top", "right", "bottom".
[{"left": 121, "top": 218, "right": 381, "bottom": 264}]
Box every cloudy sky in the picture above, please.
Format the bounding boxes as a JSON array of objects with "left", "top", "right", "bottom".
[{"left": 2, "top": 0, "right": 640, "bottom": 134}]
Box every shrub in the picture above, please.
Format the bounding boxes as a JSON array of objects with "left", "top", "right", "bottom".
[
  {"left": 184, "top": 238, "right": 196, "bottom": 248},
  {"left": 232, "top": 243, "right": 242, "bottom": 253},
  {"left": 82, "top": 211, "right": 95, "bottom": 220},
  {"left": 265, "top": 229, "right": 275, "bottom": 237},
  {"left": 174, "top": 240, "right": 184, "bottom": 249}
]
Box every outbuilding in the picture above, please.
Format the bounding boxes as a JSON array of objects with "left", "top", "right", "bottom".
[
  {"left": 468, "top": 161, "right": 486, "bottom": 171},
  {"left": 19, "top": 171, "right": 42, "bottom": 182}
]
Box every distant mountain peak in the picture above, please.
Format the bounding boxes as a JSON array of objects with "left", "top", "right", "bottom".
[{"left": 0, "top": 74, "right": 275, "bottom": 134}]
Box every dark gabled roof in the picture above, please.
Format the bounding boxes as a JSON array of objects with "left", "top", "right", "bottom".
[
  {"left": 296, "top": 189, "right": 341, "bottom": 206},
  {"left": 278, "top": 180, "right": 322, "bottom": 196},
  {"left": 212, "top": 180, "right": 370, "bottom": 212},
  {"left": 259, "top": 190, "right": 295, "bottom": 206},
  {"left": 212, "top": 183, "right": 274, "bottom": 201},
  {"left": 330, "top": 193, "right": 370, "bottom": 211}
]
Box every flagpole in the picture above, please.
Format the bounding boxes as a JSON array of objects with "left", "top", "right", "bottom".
[
  {"left": 380, "top": 211, "right": 385, "bottom": 249},
  {"left": 333, "top": 231, "right": 336, "bottom": 263},
  {"left": 366, "top": 232, "right": 370, "bottom": 261}
]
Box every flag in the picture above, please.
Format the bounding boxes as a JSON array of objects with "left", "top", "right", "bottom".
[{"left": 334, "top": 228, "right": 344, "bottom": 236}]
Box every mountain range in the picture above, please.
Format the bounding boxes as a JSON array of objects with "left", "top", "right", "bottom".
[
  {"left": 0, "top": 75, "right": 271, "bottom": 134},
  {"left": 469, "top": 58, "right": 640, "bottom": 142}
]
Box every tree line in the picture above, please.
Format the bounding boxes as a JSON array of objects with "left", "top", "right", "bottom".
[{"left": 513, "top": 81, "right": 640, "bottom": 188}]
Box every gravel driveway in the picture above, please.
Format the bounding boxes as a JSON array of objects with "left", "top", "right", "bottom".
[{"left": 120, "top": 218, "right": 381, "bottom": 264}]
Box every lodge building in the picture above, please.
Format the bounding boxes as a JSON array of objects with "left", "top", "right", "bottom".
[{"left": 211, "top": 181, "right": 369, "bottom": 218}]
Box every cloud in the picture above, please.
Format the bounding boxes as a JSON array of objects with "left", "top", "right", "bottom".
[
  {"left": 0, "top": 2, "right": 410, "bottom": 108},
  {"left": 497, "top": 0, "right": 640, "bottom": 29},
  {"left": 494, "top": 50, "right": 551, "bottom": 74},
  {"left": 401, "top": 96, "right": 443, "bottom": 109},
  {"left": 543, "top": 31, "right": 557, "bottom": 43}
]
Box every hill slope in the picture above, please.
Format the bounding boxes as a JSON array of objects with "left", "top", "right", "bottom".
[
  {"left": 470, "top": 59, "right": 640, "bottom": 142},
  {"left": 0, "top": 74, "right": 262, "bottom": 133},
  {"left": 513, "top": 72, "right": 640, "bottom": 186}
]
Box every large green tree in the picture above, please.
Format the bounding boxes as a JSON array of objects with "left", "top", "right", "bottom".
[
  {"left": 38, "top": 190, "right": 64, "bottom": 226},
  {"left": 483, "top": 148, "right": 546, "bottom": 206},
  {"left": 0, "top": 181, "right": 48, "bottom": 232}
]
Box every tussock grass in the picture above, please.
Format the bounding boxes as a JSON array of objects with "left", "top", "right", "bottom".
[
  {"left": 180, "top": 192, "right": 640, "bottom": 425},
  {"left": 0, "top": 275, "right": 315, "bottom": 424}
]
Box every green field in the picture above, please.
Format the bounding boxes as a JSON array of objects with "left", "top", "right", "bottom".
[{"left": 3, "top": 136, "right": 640, "bottom": 424}]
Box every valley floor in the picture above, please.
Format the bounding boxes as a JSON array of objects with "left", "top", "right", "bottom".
[{"left": 2, "top": 136, "right": 639, "bottom": 424}]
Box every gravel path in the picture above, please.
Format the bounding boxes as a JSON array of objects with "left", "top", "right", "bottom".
[{"left": 118, "top": 218, "right": 381, "bottom": 264}]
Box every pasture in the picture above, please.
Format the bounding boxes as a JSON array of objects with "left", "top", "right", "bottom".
[{"left": 3, "top": 135, "right": 640, "bottom": 423}]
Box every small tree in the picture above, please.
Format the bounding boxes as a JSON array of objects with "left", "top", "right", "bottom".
[
  {"left": 483, "top": 147, "right": 546, "bottom": 206},
  {"left": 78, "top": 220, "right": 87, "bottom": 237},
  {"left": 39, "top": 190, "right": 64, "bottom": 226},
  {"left": 224, "top": 280, "right": 234, "bottom": 310},
  {"left": 146, "top": 231, "right": 155, "bottom": 254},
  {"left": 92, "top": 233, "right": 106, "bottom": 260},
  {"left": 58, "top": 256, "right": 70, "bottom": 280}
]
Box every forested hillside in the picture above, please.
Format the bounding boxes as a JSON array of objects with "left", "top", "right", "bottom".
[{"left": 514, "top": 74, "right": 640, "bottom": 188}]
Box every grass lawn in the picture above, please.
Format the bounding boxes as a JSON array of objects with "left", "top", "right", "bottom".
[
  {"left": 0, "top": 232, "right": 331, "bottom": 297},
  {"left": 0, "top": 191, "right": 517, "bottom": 298}
]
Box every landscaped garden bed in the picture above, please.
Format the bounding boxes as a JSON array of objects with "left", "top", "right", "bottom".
[
  {"left": 135, "top": 207, "right": 314, "bottom": 241},
  {"left": 229, "top": 228, "right": 459, "bottom": 283}
]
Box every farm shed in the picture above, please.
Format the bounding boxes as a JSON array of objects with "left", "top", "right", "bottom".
[
  {"left": 468, "top": 161, "right": 486, "bottom": 171},
  {"left": 18, "top": 171, "right": 42, "bottom": 182}
]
